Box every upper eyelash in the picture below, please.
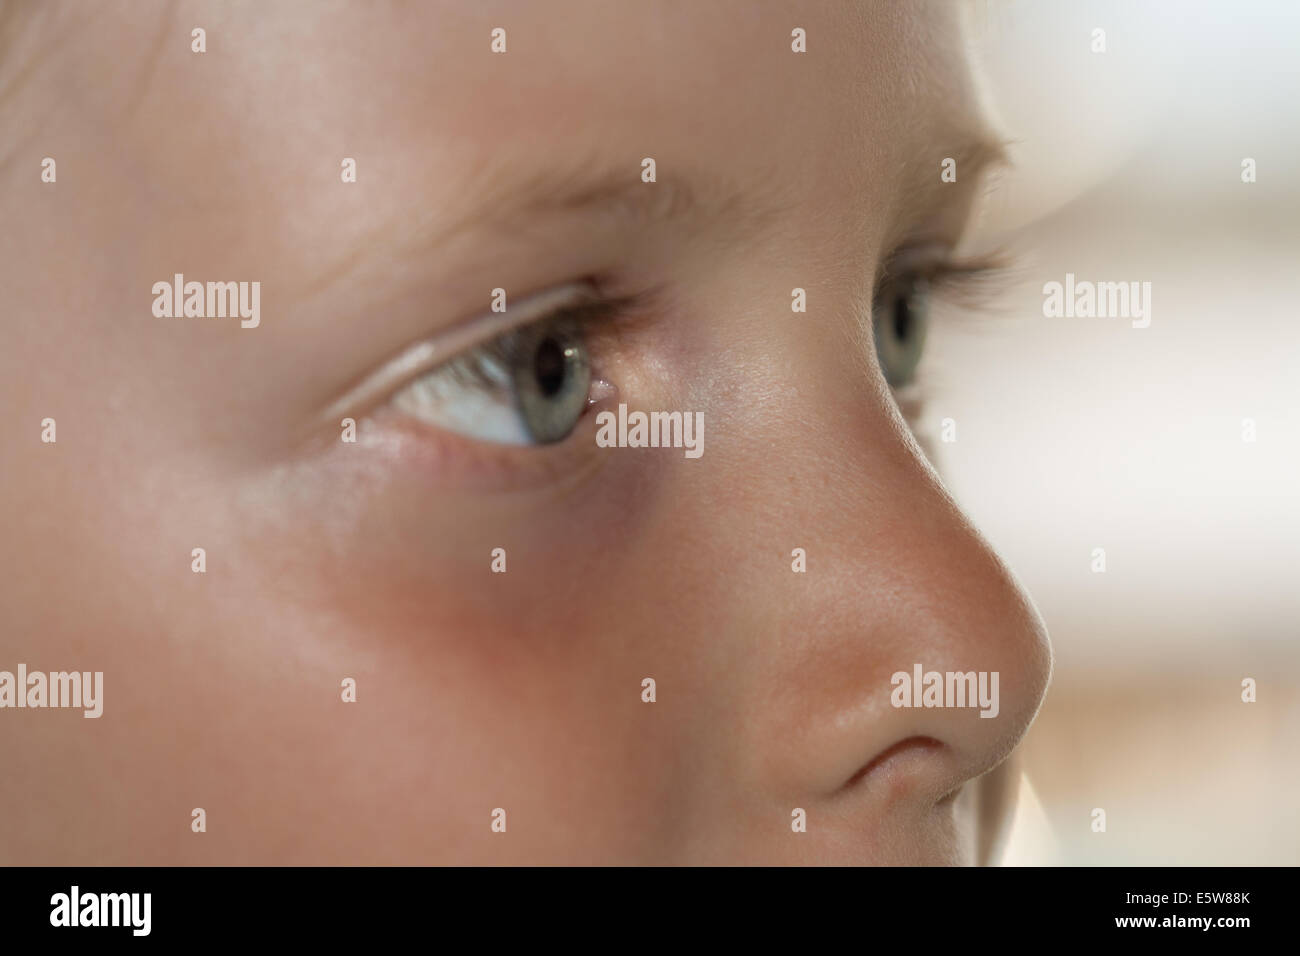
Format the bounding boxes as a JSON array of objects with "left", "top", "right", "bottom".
[
  {"left": 879, "top": 248, "right": 1004, "bottom": 285},
  {"left": 319, "top": 283, "right": 654, "bottom": 429},
  {"left": 873, "top": 248, "right": 1013, "bottom": 338},
  {"left": 439, "top": 300, "right": 612, "bottom": 391},
  {"left": 423, "top": 287, "right": 651, "bottom": 394},
  {"left": 877, "top": 248, "right": 1016, "bottom": 311},
  {"left": 928, "top": 253, "right": 1016, "bottom": 310}
]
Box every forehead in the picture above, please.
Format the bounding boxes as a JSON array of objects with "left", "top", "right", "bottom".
[
  {"left": 57, "top": 4, "right": 978, "bottom": 151},
  {"left": 15, "top": 1, "right": 995, "bottom": 284}
]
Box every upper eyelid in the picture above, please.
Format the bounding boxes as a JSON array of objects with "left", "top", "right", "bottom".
[{"left": 318, "top": 283, "right": 599, "bottom": 426}]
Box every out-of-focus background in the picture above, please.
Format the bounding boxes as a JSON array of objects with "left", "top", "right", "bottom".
[{"left": 935, "top": 0, "right": 1299, "bottom": 864}]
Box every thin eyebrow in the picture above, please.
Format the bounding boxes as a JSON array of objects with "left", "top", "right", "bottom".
[
  {"left": 302, "top": 153, "right": 783, "bottom": 301},
  {"left": 963, "top": 135, "right": 1011, "bottom": 184},
  {"left": 403, "top": 158, "right": 801, "bottom": 274},
  {"left": 929, "top": 129, "right": 1012, "bottom": 193},
  {"left": 466, "top": 158, "right": 709, "bottom": 231},
  {"left": 885, "top": 127, "right": 1013, "bottom": 248}
]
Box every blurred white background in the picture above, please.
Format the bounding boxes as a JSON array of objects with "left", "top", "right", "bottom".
[{"left": 936, "top": 0, "right": 1300, "bottom": 864}]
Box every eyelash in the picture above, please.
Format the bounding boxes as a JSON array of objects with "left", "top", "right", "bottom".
[
  {"left": 877, "top": 249, "right": 1013, "bottom": 315},
  {"left": 437, "top": 290, "right": 641, "bottom": 395}
]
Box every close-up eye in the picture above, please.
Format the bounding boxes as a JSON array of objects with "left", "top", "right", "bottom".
[
  {"left": 391, "top": 309, "right": 593, "bottom": 446},
  {"left": 872, "top": 274, "right": 930, "bottom": 388}
]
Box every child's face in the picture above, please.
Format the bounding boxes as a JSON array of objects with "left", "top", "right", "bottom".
[{"left": 2, "top": 0, "right": 1050, "bottom": 863}]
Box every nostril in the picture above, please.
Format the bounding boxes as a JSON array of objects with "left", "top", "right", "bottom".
[{"left": 842, "top": 735, "right": 946, "bottom": 792}]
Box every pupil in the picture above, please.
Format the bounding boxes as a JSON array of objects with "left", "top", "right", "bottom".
[
  {"left": 534, "top": 337, "right": 567, "bottom": 397},
  {"left": 892, "top": 296, "right": 911, "bottom": 342}
]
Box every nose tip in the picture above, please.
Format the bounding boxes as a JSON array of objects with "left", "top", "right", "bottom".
[
  {"left": 903, "top": 544, "right": 1053, "bottom": 792},
  {"left": 952, "top": 552, "right": 1053, "bottom": 774},
  {"left": 816, "top": 565, "right": 1051, "bottom": 835},
  {"left": 785, "top": 506, "right": 1053, "bottom": 814}
]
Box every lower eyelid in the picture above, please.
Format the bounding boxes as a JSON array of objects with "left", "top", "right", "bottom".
[{"left": 362, "top": 399, "right": 612, "bottom": 493}]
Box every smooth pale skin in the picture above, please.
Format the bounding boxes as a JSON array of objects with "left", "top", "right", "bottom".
[{"left": 0, "top": 0, "right": 1051, "bottom": 864}]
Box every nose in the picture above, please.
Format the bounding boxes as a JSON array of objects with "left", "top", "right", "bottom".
[{"left": 741, "top": 381, "right": 1053, "bottom": 836}]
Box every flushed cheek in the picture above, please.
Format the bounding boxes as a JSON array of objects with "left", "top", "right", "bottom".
[
  {"left": 300, "top": 603, "right": 683, "bottom": 862},
  {"left": 205, "top": 454, "right": 693, "bottom": 839}
]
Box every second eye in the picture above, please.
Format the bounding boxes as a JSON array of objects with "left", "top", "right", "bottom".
[{"left": 872, "top": 275, "right": 930, "bottom": 388}]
